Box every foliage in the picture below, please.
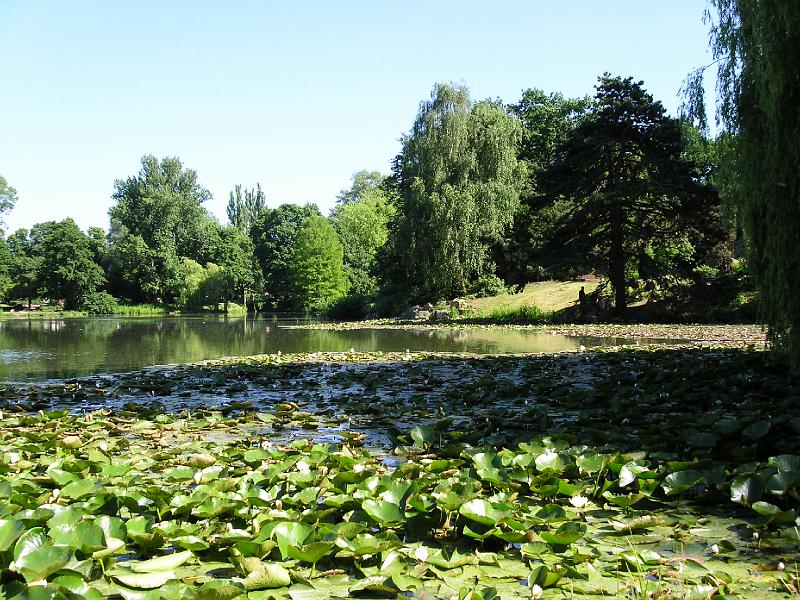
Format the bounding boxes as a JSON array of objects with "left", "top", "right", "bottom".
[
  {"left": 251, "top": 203, "right": 320, "bottom": 310},
  {"left": 336, "top": 170, "right": 387, "bottom": 205},
  {"left": 494, "top": 90, "right": 592, "bottom": 284},
  {"left": 539, "top": 75, "right": 724, "bottom": 313},
  {"left": 326, "top": 293, "right": 373, "bottom": 321},
  {"left": 468, "top": 274, "right": 507, "bottom": 298},
  {"left": 692, "top": 1, "right": 800, "bottom": 368},
  {"left": 0, "top": 236, "right": 11, "bottom": 301},
  {"left": 212, "top": 226, "right": 261, "bottom": 310},
  {"left": 0, "top": 343, "right": 795, "bottom": 598},
  {"left": 79, "top": 290, "right": 119, "bottom": 315},
  {"left": 288, "top": 215, "right": 349, "bottom": 313},
  {"left": 178, "top": 259, "right": 226, "bottom": 312},
  {"left": 108, "top": 155, "right": 215, "bottom": 303},
  {"left": 483, "top": 304, "right": 550, "bottom": 324},
  {"left": 0, "top": 174, "right": 18, "bottom": 230},
  {"left": 331, "top": 173, "right": 396, "bottom": 296},
  {"left": 4, "top": 228, "right": 42, "bottom": 307},
  {"left": 26, "top": 219, "right": 105, "bottom": 310},
  {"left": 392, "top": 83, "right": 525, "bottom": 300},
  {"left": 227, "top": 183, "right": 266, "bottom": 234}
]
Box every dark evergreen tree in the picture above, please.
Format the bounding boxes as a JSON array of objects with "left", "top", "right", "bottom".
[{"left": 539, "top": 75, "right": 723, "bottom": 313}]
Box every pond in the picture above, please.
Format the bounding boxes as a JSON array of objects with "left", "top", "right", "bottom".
[{"left": 0, "top": 316, "right": 637, "bottom": 381}]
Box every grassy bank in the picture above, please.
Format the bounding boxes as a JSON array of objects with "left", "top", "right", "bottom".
[{"left": 0, "top": 302, "right": 249, "bottom": 319}]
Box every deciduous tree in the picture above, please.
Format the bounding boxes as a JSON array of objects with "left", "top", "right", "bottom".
[{"left": 392, "top": 83, "right": 525, "bottom": 300}]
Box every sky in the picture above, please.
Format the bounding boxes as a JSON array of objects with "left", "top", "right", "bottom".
[{"left": 0, "top": 1, "right": 715, "bottom": 233}]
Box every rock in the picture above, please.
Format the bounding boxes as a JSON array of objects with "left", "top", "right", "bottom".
[
  {"left": 422, "top": 302, "right": 435, "bottom": 311},
  {"left": 430, "top": 309, "right": 450, "bottom": 322},
  {"left": 407, "top": 306, "right": 431, "bottom": 320}
]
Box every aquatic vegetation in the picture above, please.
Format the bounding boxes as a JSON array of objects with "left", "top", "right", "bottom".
[{"left": 0, "top": 341, "right": 797, "bottom": 598}]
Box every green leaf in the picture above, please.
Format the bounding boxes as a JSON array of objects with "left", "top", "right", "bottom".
[
  {"left": 50, "top": 521, "right": 105, "bottom": 554},
  {"left": 661, "top": 470, "right": 704, "bottom": 495},
  {"left": 129, "top": 550, "right": 193, "bottom": 572},
  {"left": 12, "top": 544, "right": 73, "bottom": 584},
  {"left": 362, "top": 499, "right": 403, "bottom": 526},
  {"left": 410, "top": 425, "right": 434, "bottom": 448},
  {"left": 271, "top": 522, "right": 312, "bottom": 560},
  {"left": 113, "top": 571, "right": 177, "bottom": 589},
  {"left": 242, "top": 563, "right": 292, "bottom": 590},
  {"left": 459, "top": 499, "right": 510, "bottom": 526},
  {"left": 287, "top": 541, "right": 334, "bottom": 564},
  {"left": 60, "top": 478, "right": 103, "bottom": 499},
  {"left": 195, "top": 580, "right": 246, "bottom": 599},
  {"left": 0, "top": 518, "right": 24, "bottom": 552},
  {"left": 731, "top": 475, "right": 765, "bottom": 505},
  {"left": 539, "top": 522, "right": 586, "bottom": 546}
]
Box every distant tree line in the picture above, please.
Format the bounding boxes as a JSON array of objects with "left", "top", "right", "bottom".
[{"left": 0, "top": 74, "right": 738, "bottom": 319}]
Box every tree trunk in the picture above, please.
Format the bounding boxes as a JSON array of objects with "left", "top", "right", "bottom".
[{"left": 609, "top": 200, "right": 626, "bottom": 314}]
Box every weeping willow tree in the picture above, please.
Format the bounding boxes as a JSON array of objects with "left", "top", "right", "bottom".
[
  {"left": 685, "top": 2, "right": 800, "bottom": 367},
  {"left": 392, "top": 83, "right": 525, "bottom": 300}
]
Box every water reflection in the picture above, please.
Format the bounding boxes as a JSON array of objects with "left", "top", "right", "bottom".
[{"left": 0, "top": 316, "right": 619, "bottom": 382}]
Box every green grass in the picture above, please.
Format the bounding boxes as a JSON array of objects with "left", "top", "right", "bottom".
[
  {"left": 469, "top": 280, "right": 599, "bottom": 314},
  {"left": 482, "top": 304, "right": 552, "bottom": 324}
]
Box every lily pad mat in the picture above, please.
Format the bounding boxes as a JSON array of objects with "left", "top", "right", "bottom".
[{"left": 0, "top": 344, "right": 799, "bottom": 598}]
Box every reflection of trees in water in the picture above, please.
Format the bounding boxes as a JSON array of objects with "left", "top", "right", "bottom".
[{"left": 0, "top": 317, "right": 591, "bottom": 381}]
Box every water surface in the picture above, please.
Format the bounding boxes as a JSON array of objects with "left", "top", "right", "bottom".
[{"left": 0, "top": 316, "right": 628, "bottom": 381}]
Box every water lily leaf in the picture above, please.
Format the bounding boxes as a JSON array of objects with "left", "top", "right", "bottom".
[
  {"left": 12, "top": 544, "right": 73, "bottom": 583},
  {"left": 661, "top": 470, "right": 704, "bottom": 495},
  {"left": 113, "top": 570, "right": 177, "bottom": 589},
  {"left": 271, "top": 522, "right": 312, "bottom": 560},
  {"left": 129, "top": 550, "right": 193, "bottom": 572},
  {"left": 535, "top": 504, "right": 566, "bottom": 521},
  {"left": 410, "top": 425, "right": 434, "bottom": 448},
  {"left": 14, "top": 528, "right": 49, "bottom": 561},
  {"left": 287, "top": 541, "right": 335, "bottom": 564},
  {"left": 174, "top": 535, "right": 211, "bottom": 551},
  {"left": 602, "top": 492, "right": 644, "bottom": 509},
  {"left": 539, "top": 522, "right": 586, "bottom": 546},
  {"left": 50, "top": 521, "right": 105, "bottom": 554},
  {"left": 768, "top": 454, "right": 800, "bottom": 473},
  {"left": 242, "top": 563, "right": 292, "bottom": 590},
  {"left": 391, "top": 572, "right": 424, "bottom": 591},
  {"left": 195, "top": 579, "right": 246, "bottom": 599},
  {"left": 681, "top": 429, "right": 716, "bottom": 448},
  {"left": 0, "top": 518, "right": 24, "bottom": 551},
  {"left": 731, "top": 474, "right": 765, "bottom": 505},
  {"left": 164, "top": 466, "right": 195, "bottom": 480},
  {"left": 743, "top": 419, "right": 771, "bottom": 439},
  {"left": 362, "top": 499, "right": 403, "bottom": 526},
  {"left": 529, "top": 564, "right": 563, "bottom": 588},
  {"left": 60, "top": 478, "right": 103, "bottom": 499},
  {"left": 535, "top": 451, "right": 567, "bottom": 473},
  {"left": 52, "top": 574, "right": 104, "bottom": 600},
  {"left": 576, "top": 453, "right": 606, "bottom": 474},
  {"left": 348, "top": 575, "right": 396, "bottom": 594},
  {"left": 459, "top": 499, "right": 510, "bottom": 526}
]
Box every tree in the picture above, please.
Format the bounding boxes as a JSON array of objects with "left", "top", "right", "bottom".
[
  {"left": 392, "top": 83, "right": 525, "bottom": 300},
  {"left": 336, "top": 171, "right": 386, "bottom": 205},
  {"left": 686, "top": 2, "right": 800, "bottom": 367},
  {"left": 0, "top": 236, "right": 11, "bottom": 301},
  {"left": 495, "top": 89, "right": 593, "bottom": 283},
  {"left": 109, "top": 155, "right": 215, "bottom": 303},
  {"left": 35, "top": 219, "right": 105, "bottom": 309},
  {"left": 251, "top": 203, "right": 320, "bottom": 310},
  {"left": 0, "top": 175, "right": 17, "bottom": 230},
  {"left": 227, "top": 183, "right": 266, "bottom": 234},
  {"left": 540, "top": 75, "right": 722, "bottom": 312},
  {"left": 5, "top": 228, "right": 41, "bottom": 308},
  {"left": 288, "top": 216, "right": 348, "bottom": 313},
  {"left": 331, "top": 172, "right": 396, "bottom": 296},
  {"left": 212, "top": 226, "right": 260, "bottom": 310}
]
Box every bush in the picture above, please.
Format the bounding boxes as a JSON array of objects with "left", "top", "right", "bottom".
[
  {"left": 326, "top": 294, "right": 372, "bottom": 321},
  {"left": 486, "top": 304, "right": 550, "bottom": 324},
  {"left": 80, "top": 291, "right": 119, "bottom": 315},
  {"left": 469, "top": 274, "right": 507, "bottom": 298}
]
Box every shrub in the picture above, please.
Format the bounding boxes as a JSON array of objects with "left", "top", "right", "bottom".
[
  {"left": 469, "top": 274, "right": 507, "bottom": 298},
  {"left": 327, "top": 294, "right": 372, "bottom": 321},
  {"left": 80, "top": 291, "right": 119, "bottom": 315}
]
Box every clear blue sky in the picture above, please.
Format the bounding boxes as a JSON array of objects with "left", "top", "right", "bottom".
[{"left": 0, "top": 1, "right": 714, "bottom": 233}]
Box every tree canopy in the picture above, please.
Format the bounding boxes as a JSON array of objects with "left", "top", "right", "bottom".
[
  {"left": 288, "top": 215, "right": 349, "bottom": 313},
  {"left": 692, "top": 1, "right": 800, "bottom": 367},
  {"left": 540, "top": 75, "right": 722, "bottom": 312},
  {"left": 392, "top": 83, "right": 525, "bottom": 300}
]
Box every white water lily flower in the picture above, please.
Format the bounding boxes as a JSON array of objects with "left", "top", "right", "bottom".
[
  {"left": 531, "top": 583, "right": 543, "bottom": 598},
  {"left": 570, "top": 495, "right": 589, "bottom": 509},
  {"left": 296, "top": 460, "right": 310, "bottom": 473},
  {"left": 414, "top": 546, "right": 429, "bottom": 562}
]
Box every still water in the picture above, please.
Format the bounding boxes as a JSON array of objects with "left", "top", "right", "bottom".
[{"left": 0, "top": 316, "right": 625, "bottom": 382}]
